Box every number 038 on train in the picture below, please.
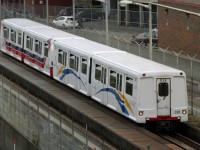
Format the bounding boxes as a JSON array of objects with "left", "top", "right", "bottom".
[{"left": 0, "top": 18, "right": 188, "bottom": 130}]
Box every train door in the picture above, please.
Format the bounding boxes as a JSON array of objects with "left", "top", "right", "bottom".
[
  {"left": 33, "top": 39, "right": 43, "bottom": 70},
  {"left": 1, "top": 26, "right": 10, "bottom": 54},
  {"left": 42, "top": 42, "right": 50, "bottom": 75},
  {"left": 156, "top": 78, "right": 171, "bottom": 116},
  {"left": 24, "top": 35, "right": 34, "bottom": 66},
  {"left": 54, "top": 48, "right": 68, "bottom": 84},
  {"left": 79, "top": 57, "right": 88, "bottom": 94},
  {"left": 10, "top": 29, "right": 17, "bottom": 57},
  {"left": 107, "top": 69, "right": 123, "bottom": 111},
  {"left": 16, "top": 31, "right": 23, "bottom": 61},
  {"left": 68, "top": 53, "right": 80, "bottom": 89},
  {"left": 92, "top": 63, "right": 107, "bottom": 103}
]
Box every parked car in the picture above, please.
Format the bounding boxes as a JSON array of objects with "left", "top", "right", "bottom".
[
  {"left": 131, "top": 28, "right": 158, "bottom": 46},
  {"left": 76, "top": 10, "right": 105, "bottom": 22},
  {"left": 52, "top": 16, "right": 79, "bottom": 28}
]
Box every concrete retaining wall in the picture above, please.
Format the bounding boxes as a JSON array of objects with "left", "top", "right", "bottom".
[{"left": 0, "top": 116, "right": 39, "bottom": 150}]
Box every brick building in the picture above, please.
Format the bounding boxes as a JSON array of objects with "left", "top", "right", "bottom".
[
  {"left": 3, "top": 0, "right": 103, "bottom": 7},
  {"left": 4, "top": 0, "right": 72, "bottom": 6},
  {"left": 158, "top": 0, "right": 200, "bottom": 56}
]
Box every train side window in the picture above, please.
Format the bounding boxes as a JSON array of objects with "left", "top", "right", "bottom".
[
  {"left": 70, "top": 54, "right": 75, "bottom": 69},
  {"left": 95, "top": 64, "right": 101, "bottom": 81},
  {"left": 117, "top": 74, "right": 123, "bottom": 92},
  {"left": 102, "top": 67, "right": 107, "bottom": 84},
  {"left": 81, "top": 58, "right": 87, "bottom": 75},
  {"left": 35, "top": 40, "right": 39, "bottom": 53},
  {"left": 125, "top": 77, "right": 133, "bottom": 96},
  {"left": 18, "top": 33, "right": 22, "bottom": 45},
  {"left": 26, "top": 36, "right": 30, "bottom": 49},
  {"left": 11, "top": 30, "right": 16, "bottom": 43},
  {"left": 35, "top": 40, "right": 42, "bottom": 55},
  {"left": 26, "top": 36, "right": 33, "bottom": 51},
  {"left": 109, "top": 70, "right": 122, "bottom": 91},
  {"left": 44, "top": 43, "right": 48, "bottom": 57},
  {"left": 158, "top": 83, "right": 168, "bottom": 97},
  {"left": 70, "top": 54, "right": 78, "bottom": 71},
  {"left": 63, "top": 52, "right": 67, "bottom": 66},
  {"left": 109, "top": 70, "right": 116, "bottom": 88},
  {"left": 3, "top": 27, "right": 9, "bottom": 39},
  {"left": 58, "top": 49, "right": 63, "bottom": 64}
]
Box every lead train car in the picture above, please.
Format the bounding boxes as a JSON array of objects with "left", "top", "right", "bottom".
[
  {"left": 91, "top": 52, "right": 188, "bottom": 126},
  {"left": 1, "top": 18, "right": 188, "bottom": 129}
]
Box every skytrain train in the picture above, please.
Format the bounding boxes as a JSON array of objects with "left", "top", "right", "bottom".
[{"left": 1, "top": 18, "right": 188, "bottom": 130}]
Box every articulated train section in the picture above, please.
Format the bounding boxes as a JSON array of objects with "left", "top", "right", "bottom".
[{"left": 0, "top": 53, "right": 195, "bottom": 149}]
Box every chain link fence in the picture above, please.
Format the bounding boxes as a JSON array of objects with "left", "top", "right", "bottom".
[
  {"left": 1, "top": 3, "right": 200, "bottom": 117},
  {"left": 0, "top": 75, "right": 116, "bottom": 150}
]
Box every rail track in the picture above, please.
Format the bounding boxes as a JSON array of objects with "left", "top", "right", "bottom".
[{"left": 159, "top": 132, "right": 200, "bottom": 150}]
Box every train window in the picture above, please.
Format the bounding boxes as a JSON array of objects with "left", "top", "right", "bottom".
[
  {"left": 18, "top": 33, "right": 22, "bottom": 45},
  {"left": 26, "top": 37, "right": 30, "bottom": 49},
  {"left": 63, "top": 52, "right": 67, "bottom": 66},
  {"left": 70, "top": 54, "right": 78, "bottom": 71},
  {"left": 81, "top": 58, "right": 87, "bottom": 75},
  {"left": 158, "top": 83, "right": 168, "bottom": 97},
  {"left": 76, "top": 57, "right": 79, "bottom": 72},
  {"left": 117, "top": 74, "right": 123, "bottom": 92},
  {"left": 26, "top": 36, "right": 33, "bottom": 51},
  {"left": 109, "top": 70, "right": 122, "bottom": 91},
  {"left": 125, "top": 77, "right": 133, "bottom": 96},
  {"left": 102, "top": 67, "right": 107, "bottom": 84},
  {"left": 11, "top": 30, "right": 16, "bottom": 43},
  {"left": 35, "top": 40, "right": 39, "bottom": 53},
  {"left": 70, "top": 54, "right": 75, "bottom": 69},
  {"left": 109, "top": 70, "right": 117, "bottom": 88},
  {"left": 58, "top": 49, "right": 63, "bottom": 64},
  {"left": 3, "top": 27, "right": 9, "bottom": 39},
  {"left": 44, "top": 43, "right": 48, "bottom": 57},
  {"left": 35, "top": 40, "right": 42, "bottom": 55},
  {"left": 95, "top": 64, "right": 101, "bottom": 81}
]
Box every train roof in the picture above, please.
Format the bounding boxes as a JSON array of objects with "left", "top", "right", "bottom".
[
  {"left": 24, "top": 26, "right": 81, "bottom": 39},
  {"left": 1, "top": 18, "right": 44, "bottom": 28},
  {"left": 95, "top": 52, "right": 184, "bottom": 76},
  {"left": 54, "top": 38, "right": 123, "bottom": 55},
  {"left": 2, "top": 18, "right": 79, "bottom": 39}
]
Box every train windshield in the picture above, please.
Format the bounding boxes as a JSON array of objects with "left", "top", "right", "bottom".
[{"left": 158, "top": 82, "right": 168, "bottom": 97}]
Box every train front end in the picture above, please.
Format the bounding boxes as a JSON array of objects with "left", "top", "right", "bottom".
[{"left": 137, "top": 73, "right": 188, "bottom": 131}]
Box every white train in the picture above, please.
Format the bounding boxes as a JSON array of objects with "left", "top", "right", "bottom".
[{"left": 1, "top": 18, "right": 188, "bottom": 130}]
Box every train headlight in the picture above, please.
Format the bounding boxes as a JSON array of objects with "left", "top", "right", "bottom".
[
  {"left": 182, "top": 110, "right": 187, "bottom": 115},
  {"left": 138, "top": 111, "right": 143, "bottom": 116}
]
